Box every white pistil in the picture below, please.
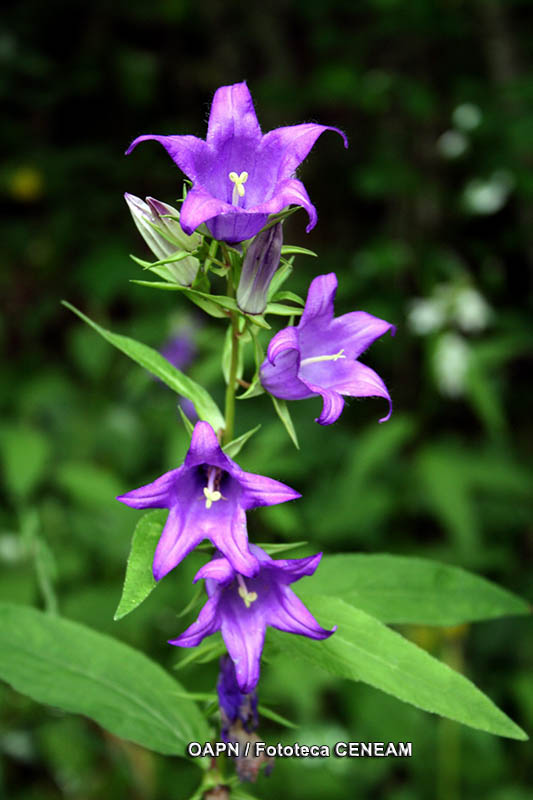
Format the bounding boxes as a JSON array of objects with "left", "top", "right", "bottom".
[
  {"left": 203, "top": 467, "right": 224, "bottom": 509},
  {"left": 229, "top": 171, "right": 248, "bottom": 206},
  {"left": 203, "top": 486, "right": 222, "bottom": 509},
  {"left": 300, "top": 348, "right": 346, "bottom": 367},
  {"left": 237, "top": 574, "right": 258, "bottom": 608}
]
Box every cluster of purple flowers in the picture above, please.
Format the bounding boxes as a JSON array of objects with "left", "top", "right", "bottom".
[{"left": 123, "top": 82, "right": 394, "bottom": 765}]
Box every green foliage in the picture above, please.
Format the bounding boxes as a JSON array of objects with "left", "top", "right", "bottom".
[
  {"left": 0, "top": 425, "right": 50, "bottom": 501},
  {"left": 304, "top": 554, "right": 530, "bottom": 625},
  {"left": 0, "top": 603, "right": 208, "bottom": 756},
  {"left": 62, "top": 301, "right": 225, "bottom": 430},
  {"left": 114, "top": 510, "right": 167, "bottom": 620},
  {"left": 270, "top": 596, "right": 527, "bottom": 740}
]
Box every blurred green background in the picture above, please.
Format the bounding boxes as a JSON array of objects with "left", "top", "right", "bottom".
[{"left": 1, "top": 0, "right": 532, "bottom": 798}]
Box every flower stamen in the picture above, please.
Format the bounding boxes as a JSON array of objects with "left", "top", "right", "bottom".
[
  {"left": 229, "top": 171, "right": 248, "bottom": 206},
  {"left": 300, "top": 348, "right": 346, "bottom": 367},
  {"left": 237, "top": 574, "right": 258, "bottom": 608}
]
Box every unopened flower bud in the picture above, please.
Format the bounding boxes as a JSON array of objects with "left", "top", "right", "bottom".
[
  {"left": 124, "top": 193, "right": 200, "bottom": 286},
  {"left": 236, "top": 223, "right": 283, "bottom": 315}
]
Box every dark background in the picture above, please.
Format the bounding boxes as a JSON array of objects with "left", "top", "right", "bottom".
[{"left": 1, "top": 1, "right": 532, "bottom": 798}]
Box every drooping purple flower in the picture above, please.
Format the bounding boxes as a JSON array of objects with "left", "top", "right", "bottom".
[
  {"left": 217, "top": 655, "right": 273, "bottom": 782},
  {"left": 217, "top": 654, "right": 258, "bottom": 743},
  {"left": 260, "top": 273, "right": 394, "bottom": 425},
  {"left": 170, "top": 544, "right": 335, "bottom": 693},
  {"left": 236, "top": 222, "right": 283, "bottom": 315},
  {"left": 126, "top": 82, "right": 347, "bottom": 244},
  {"left": 116, "top": 422, "right": 300, "bottom": 580}
]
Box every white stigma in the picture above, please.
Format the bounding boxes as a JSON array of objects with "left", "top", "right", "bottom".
[
  {"left": 237, "top": 574, "right": 258, "bottom": 608},
  {"left": 203, "top": 486, "right": 222, "bottom": 509},
  {"left": 229, "top": 171, "right": 248, "bottom": 206},
  {"left": 300, "top": 348, "right": 346, "bottom": 367},
  {"left": 203, "top": 467, "right": 225, "bottom": 509}
]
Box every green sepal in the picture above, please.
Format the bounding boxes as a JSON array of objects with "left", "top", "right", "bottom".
[
  {"left": 280, "top": 244, "right": 318, "bottom": 258},
  {"left": 174, "top": 634, "right": 227, "bottom": 671},
  {"left": 177, "top": 405, "right": 195, "bottom": 437},
  {"left": 255, "top": 541, "right": 308, "bottom": 555},
  {"left": 270, "top": 290, "right": 305, "bottom": 306},
  {"left": 222, "top": 424, "right": 262, "bottom": 459},
  {"left": 265, "top": 301, "right": 303, "bottom": 317},
  {"left": 271, "top": 395, "right": 299, "bottom": 449},
  {"left": 267, "top": 261, "right": 293, "bottom": 299}
]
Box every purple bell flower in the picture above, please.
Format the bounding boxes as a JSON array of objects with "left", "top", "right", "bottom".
[
  {"left": 217, "top": 654, "right": 258, "bottom": 743},
  {"left": 169, "top": 544, "right": 336, "bottom": 693},
  {"left": 116, "top": 422, "right": 300, "bottom": 580},
  {"left": 260, "top": 273, "right": 395, "bottom": 425},
  {"left": 126, "top": 82, "right": 347, "bottom": 244}
]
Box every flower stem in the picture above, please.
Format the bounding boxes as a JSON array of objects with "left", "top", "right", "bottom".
[
  {"left": 223, "top": 251, "right": 240, "bottom": 445},
  {"left": 223, "top": 311, "right": 239, "bottom": 445}
]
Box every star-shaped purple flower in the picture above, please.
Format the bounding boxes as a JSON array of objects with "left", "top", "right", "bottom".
[
  {"left": 170, "top": 544, "right": 335, "bottom": 693},
  {"left": 126, "top": 81, "right": 347, "bottom": 244},
  {"left": 260, "top": 273, "right": 395, "bottom": 425},
  {"left": 117, "top": 422, "right": 300, "bottom": 580}
]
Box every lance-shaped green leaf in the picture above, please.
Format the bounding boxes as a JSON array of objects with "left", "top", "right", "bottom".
[
  {"left": 301, "top": 554, "right": 531, "bottom": 625},
  {"left": 269, "top": 595, "right": 527, "bottom": 740},
  {"left": 62, "top": 302, "right": 224, "bottom": 430},
  {"left": 0, "top": 603, "right": 209, "bottom": 755},
  {"left": 114, "top": 510, "right": 167, "bottom": 621},
  {"left": 130, "top": 282, "right": 272, "bottom": 330},
  {"left": 271, "top": 396, "right": 299, "bottom": 449}
]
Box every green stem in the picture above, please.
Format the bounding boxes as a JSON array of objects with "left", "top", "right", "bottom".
[
  {"left": 222, "top": 246, "right": 240, "bottom": 446},
  {"left": 223, "top": 310, "right": 239, "bottom": 445}
]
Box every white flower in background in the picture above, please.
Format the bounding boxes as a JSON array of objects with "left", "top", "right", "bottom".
[
  {"left": 454, "top": 287, "right": 491, "bottom": 333},
  {"left": 434, "top": 332, "right": 470, "bottom": 397},
  {"left": 452, "top": 102, "right": 482, "bottom": 131},
  {"left": 407, "top": 297, "right": 446, "bottom": 335},
  {"left": 437, "top": 130, "right": 468, "bottom": 159},
  {"left": 463, "top": 170, "right": 514, "bottom": 215},
  {"left": 407, "top": 278, "right": 492, "bottom": 398}
]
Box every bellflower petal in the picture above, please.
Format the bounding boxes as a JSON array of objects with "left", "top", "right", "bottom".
[
  {"left": 268, "top": 586, "right": 334, "bottom": 639},
  {"left": 117, "top": 422, "right": 299, "bottom": 580},
  {"left": 117, "top": 468, "right": 182, "bottom": 509},
  {"left": 170, "top": 596, "right": 220, "bottom": 647},
  {"left": 152, "top": 506, "right": 202, "bottom": 581},
  {"left": 207, "top": 82, "right": 262, "bottom": 149},
  {"left": 261, "top": 273, "right": 394, "bottom": 424},
  {"left": 259, "top": 123, "right": 348, "bottom": 181},
  {"left": 126, "top": 81, "right": 347, "bottom": 244},
  {"left": 170, "top": 544, "right": 335, "bottom": 693},
  {"left": 125, "top": 134, "right": 210, "bottom": 185}
]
